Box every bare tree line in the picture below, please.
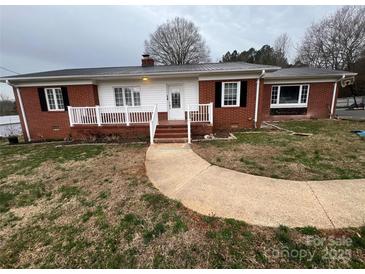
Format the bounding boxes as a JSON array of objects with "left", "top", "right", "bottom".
[
  {"left": 0, "top": 94, "right": 17, "bottom": 116},
  {"left": 296, "top": 6, "right": 365, "bottom": 71}
]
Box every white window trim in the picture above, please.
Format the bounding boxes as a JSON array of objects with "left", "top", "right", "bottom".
[
  {"left": 113, "top": 86, "right": 141, "bottom": 107},
  {"left": 44, "top": 87, "right": 64, "bottom": 111},
  {"left": 270, "top": 84, "right": 310, "bottom": 109},
  {"left": 221, "top": 81, "right": 241, "bottom": 107}
]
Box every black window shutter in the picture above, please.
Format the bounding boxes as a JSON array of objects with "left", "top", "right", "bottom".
[
  {"left": 240, "top": 81, "right": 247, "bottom": 107},
  {"left": 61, "top": 87, "right": 69, "bottom": 111},
  {"left": 38, "top": 88, "right": 48, "bottom": 111},
  {"left": 215, "top": 81, "right": 222, "bottom": 108}
]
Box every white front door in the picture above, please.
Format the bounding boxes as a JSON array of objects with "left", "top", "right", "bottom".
[{"left": 168, "top": 85, "right": 185, "bottom": 120}]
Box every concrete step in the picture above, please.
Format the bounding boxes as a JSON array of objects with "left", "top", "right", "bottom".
[
  {"left": 154, "top": 137, "right": 188, "bottom": 143},
  {"left": 155, "top": 132, "right": 188, "bottom": 138}
]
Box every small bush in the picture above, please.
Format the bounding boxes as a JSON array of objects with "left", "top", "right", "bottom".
[
  {"left": 276, "top": 225, "right": 292, "bottom": 244},
  {"left": 297, "top": 226, "right": 319, "bottom": 235},
  {"left": 173, "top": 216, "right": 188, "bottom": 233}
]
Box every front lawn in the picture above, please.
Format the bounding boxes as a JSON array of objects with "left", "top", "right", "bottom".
[
  {"left": 0, "top": 142, "right": 364, "bottom": 268},
  {"left": 192, "top": 119, "right": 365, "bottom": 181}
]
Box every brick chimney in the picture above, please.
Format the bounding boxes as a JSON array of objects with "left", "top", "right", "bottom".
[{"left": 141, "top": 54, "right": 154, "bottom": 67}]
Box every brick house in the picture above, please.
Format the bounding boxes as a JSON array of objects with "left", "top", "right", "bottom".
[{"left": 1, "top": 55, "right": 356, "bottom": 143}]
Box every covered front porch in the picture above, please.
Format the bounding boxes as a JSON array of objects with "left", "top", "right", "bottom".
[{"left": 67, "top": 103, "right": 213, "bottom": 143}]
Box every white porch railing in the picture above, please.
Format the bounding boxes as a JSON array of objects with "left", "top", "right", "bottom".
[
  {"left": 68, "top": 105, "right": 159, "bottom": 144},
  {"left": 187, "top": 102, "right": 213, "bottom": 144},
  {"left": 187, "top": 103, "right": 213, "bottom": 124},
  {"left": 68, "top": 105, "right": 156, "bottom": 126},
  {"left": 149, "top": 105, "right": 158, "bottom": 144}
]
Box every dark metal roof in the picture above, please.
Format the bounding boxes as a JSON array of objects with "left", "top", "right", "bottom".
[
  {"left": 2, "top": 62, "right": 280, "bottom": 80},
  {"left": 264, "top": 67, "right": 357, "bottom": 79}
]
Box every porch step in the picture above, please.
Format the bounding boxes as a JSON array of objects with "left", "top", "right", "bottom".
[
  {"left": 155, "top": 127, "right": 187, "bottom": 133},
  {"left": 157, "top": 124, "right": 187, "bottom": 129},
  {"left": 154, "top": 122, "right": 189, "bottom": 143},
  {"left": 155, "top": 132, "right": 188, "bottom": 138},
  {"left": 154, "top": 137, "right": 188, "bottom": 143}
]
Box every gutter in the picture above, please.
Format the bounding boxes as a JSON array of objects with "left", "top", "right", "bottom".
[
  {"left": 330, "top": 74, "right": 345, "bottom": 118},
  {"left": 6, "top": 80, "right": 31, "bottom": 142},
  {"left": 254, "top": 70, "right": 265, "bottom": 128}
]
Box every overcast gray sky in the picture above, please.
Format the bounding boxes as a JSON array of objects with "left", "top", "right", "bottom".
[{"left": 0, "top": 5, "right": 341, "bottom": 98}]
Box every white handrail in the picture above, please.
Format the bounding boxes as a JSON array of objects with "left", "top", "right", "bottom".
[
  {"left": 149, "top": 105, "right": 159, "bottom": 144},
  {"left": 187, "top": 105, "right": 191, "bottom": 144}
]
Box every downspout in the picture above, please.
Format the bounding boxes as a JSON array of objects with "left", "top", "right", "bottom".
[
  {"left": 254, "top": 70, "right": 265, "bottom": 128},
  {"left": 6, "top": 80, "right": 31, "bottom": 142},
  {"left": 330, "top": 74, "right": 345, "bottom": 119}
]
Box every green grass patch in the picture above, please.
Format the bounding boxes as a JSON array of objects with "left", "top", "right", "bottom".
[
  {"left": 0, "top": 181, "right": 50, "bottom": 212},
  {"left": 141, "top": 193, "right": 170, "bottom": 210},
  {"left": 59, "top": 185, "right": 83, "bottom": 200},
  {"left": 172, "top": 215, "right": 188, "bottom": 234},
  {"left": 193, "top": 120, "right": 365, "bottom": 180},
  {"left": 0, "top": 144, "right": 104, "bottom": 179},
  {"left": 143, "top": 222, "right": 166, "bottom": 244},
  {"left": 297, "top": 226, "right": 320, "bottom": 235}
]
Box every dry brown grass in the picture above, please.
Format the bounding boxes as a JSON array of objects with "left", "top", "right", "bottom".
[
  {"left": 0, "top": 142, "right": 364, "bottom": 268},
  {"left": 193, "top": 120, "right": 365, "bottom": 181}
]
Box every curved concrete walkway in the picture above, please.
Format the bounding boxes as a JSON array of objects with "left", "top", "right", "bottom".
[{"left": 145, "top": 143, "right": 365, "bottom": 228}]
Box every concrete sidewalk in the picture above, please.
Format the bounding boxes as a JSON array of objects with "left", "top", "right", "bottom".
[{"left": 145, "top": 143, "right": 365, "bottom": 228}]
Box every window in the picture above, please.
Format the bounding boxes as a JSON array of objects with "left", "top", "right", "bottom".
[
  {"left": 171, "top": 92, "right": 181, "bottom": 108},
  {"left": 114, "top": 87, "right": 141, "bottom": 106},
  {"left": 45, "top": 88, "right": 64, "bottom": 111},
  {"left": 270, "top": 84, "right": 310, "bottom": 108},
  {"left": 300, "top": 85, "right": 309, "bottom": 103},
  {"left": 279, "top": 86, "right": 300, "bottom": 104},
  {"left": 222, "top": 82, "right": 240, "bottom": 107},
  {"left": 271, "top": 86, "right": 278, "bottom": 104}
]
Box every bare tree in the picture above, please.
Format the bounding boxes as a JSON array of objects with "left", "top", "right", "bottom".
[
  {"left": 297, "top": 6, "right": 365, "bottom": 70},
  {"left": 274, "top": 33, "right": 291, "bottom": 66},
  {"left": 297, "top": 6, "right": 365, "bottom": 105},
  {"left": 144, "top": 17, "right": 210, "bottom": 65},
  {"left": 0, "top": 94, "right": 16, "bottom": 116}
]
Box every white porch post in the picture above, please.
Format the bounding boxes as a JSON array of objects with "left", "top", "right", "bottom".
[
  {"left": 149, "top": 121, "right": 153, "bottom": 144},
  {"left": 95, "top": 105, "right": 101, "bottom": 126},
  {"left": 125, "top": 106, "right": 130, "bottom": 126},
  {"left": 187, "top": 104, "right": 191, "bottom": 144},
  {"left": 209, "top": 102, "right": 213, "bottom": 125}
]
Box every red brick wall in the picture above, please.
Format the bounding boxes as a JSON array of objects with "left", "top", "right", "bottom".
[
  {"left": 191, "top": 124, "right": 213, "bottom": 137},
  {"left": 199, "top": 79, "right": 257, "bottom": 130},
  {"left": 260, "top": 82, "right": 336, "bottom": 122},
  {"left": 16, "top": 85, "right": 99, "bottom": 141},
  {"left": 70, "top": 125, "right": 150, "bottom": 141}
]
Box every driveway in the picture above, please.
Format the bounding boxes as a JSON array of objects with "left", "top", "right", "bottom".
[
  {"left": 336, "top": 108, "right": 365, "bottom": 121},
  {"left": 145, "top": 143, "right": 365, "bottom": 228}
]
